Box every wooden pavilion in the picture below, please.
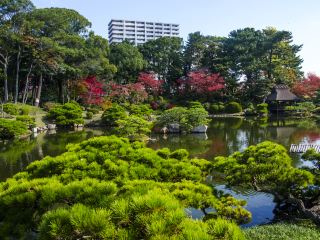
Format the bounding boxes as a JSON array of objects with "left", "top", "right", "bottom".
[{"left": 266, "top": 85, "right": 299, "bottom": 113}]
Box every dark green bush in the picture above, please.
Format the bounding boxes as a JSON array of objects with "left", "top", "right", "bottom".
[
  {"left": 225, "top": 102, "right": 242, "bottom": 113},
  {"left": 203, "top": 102, "right": 210, "bottom": 111},
  {"left": 3, "top": 103, "right": 19, "bottom": 115},
  {"left": 47, "top": 101, "right": 84, "bottom": 127},
  {"left": 209, "top": 104, "right": 220, "bottom": 114},
  {"left": 16, "top": 115, "right": 36, "bottom": 128},
  {"left": 0, "top": 119, "right": 28, "bottom": 140},
  {"left": 87, "top": 107, "right": 100, "bottom": 114},
  {"left": 286, "top": 102, "right": 316, "bottom": 116},
  {"left": 43, "top": 102, "right": 61, "bottom": 112},
  {"left": 244, "top": 103, "right": 256, "bottom": 116},
  {"left": 256, "top": 103, "right": 268, "bottom": 115},
  {"left": 102, "top": 103, "right": 127, "bottom": 126},
  {"left": 86, "top": 111, "right": 93, "bottom": 119},
  {"left": 208, "top": 103, "right": 225, "bottom": 114}
]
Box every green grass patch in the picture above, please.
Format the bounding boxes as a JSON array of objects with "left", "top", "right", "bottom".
[{"left": 244, "top": 221, "right": 320, "bottom": 240}]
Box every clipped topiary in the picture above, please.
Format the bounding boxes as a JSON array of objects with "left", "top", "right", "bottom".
[
  {"left": 47, "top": 101, "right": 84, "bottom": 127},
  {"left": 225, "top": 102, "right": 242, "bottom": 113},
  {"left": 256, "top": 103, "right": 268, "bottom": 116}
]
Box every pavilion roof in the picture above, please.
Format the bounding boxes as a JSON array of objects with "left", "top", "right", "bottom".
[{"left": 266, "top": 85, "right": 299, "bottom": 102}]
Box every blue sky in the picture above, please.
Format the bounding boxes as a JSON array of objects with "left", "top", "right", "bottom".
[{"left": 33, "top": 0, "right": 320, "bottom": 75}]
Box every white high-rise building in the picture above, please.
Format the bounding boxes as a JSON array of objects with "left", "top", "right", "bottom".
[{"left": 108, "top": 19, "right": 180, "bottom": 45}]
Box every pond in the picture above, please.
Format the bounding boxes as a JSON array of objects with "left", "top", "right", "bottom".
[{"left": 1, "top": 116, "right": 319, "bottom": 227}]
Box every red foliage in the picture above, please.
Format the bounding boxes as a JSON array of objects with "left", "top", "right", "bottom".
[
  {"left": 107, "top": 82, "right": 148, "bottom": 104},
  {"left": 292, "top": 73, "right": 320, "bottom": 99},
  {"left": 178, "top": 69, "right": 225, "bottom": 95},
  {"left": 80, "top": 76, "right": 105, "bottom": 105},
  {"left": 137, "top": 72, "right": 163, "bottom": 95}
]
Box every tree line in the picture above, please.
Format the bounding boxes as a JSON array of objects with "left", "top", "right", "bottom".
[{"left": 0, "top": 0, "right": 304, "bottom": 106}]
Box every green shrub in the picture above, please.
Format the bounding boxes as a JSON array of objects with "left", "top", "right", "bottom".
[
  {"left": 0, "top": 135, "right": 250, "bottom": 239},
  {"left": 285, "top": 102, "right": 316, "bottom": 116},
  {"left": 20, "top": 106, "right": 30, "bottom": 115},
  {"left": 244, "top": 103, "right": 256, "bottom": 116},
  {"left": 43, "top": 102, "right": 61, "bottom": 112},
  {"left": 114, "top": 115, "right": 152, "bottom": 140},
  {"left": 86, "top": 111, "right": 94, "bottom": 119},
  {"left": 203, "top": 102, "right": 210, "bottom": 111},
  {"left": 0, "top": 119, "right": 28, "bottom": 140},
  {"left": 187, "top": 107, "right": 211, "bottom": 128},
  {"left": 157, "top": 107, "right": 210, "bottom": 133},
  {"left": 16, "top": 115, "right": 35, "bottom": 128},
  {"left": 188, "top": 101, "right": 204, "bottom": 109},
  {"left": 156, "top": 148, "right": 171, "bottom": 159},
  {"left": 86, "top": 107, "right": 100, "bottom": 114},
  {"left": 126, "top": 104, "right": 153, "bottom": 118},
  {"left": 102, "top": 103, "right": 127, "bottom": 126},
  {"left": 256, "top": 103, "right": 268, "bottom": 115},
  {"left": 208, "top": 103, "right": 225, "bottom": 114},
  {"left": 170, "top": 149, "right": 189, "bottom": 160},
  {"left": 47, "top": 101, "right": 84, "bottom": 127},
  {"left": 3, "top": 103, "right": 19, "bottom": 115},
  {"left": 225, "top": 102, "right": 242, "bottom": 113}
]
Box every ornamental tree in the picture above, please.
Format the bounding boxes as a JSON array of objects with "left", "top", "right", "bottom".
[
  {"left": 137, "top": 72, "right": 163, "bottom": 95},
  {"left": 107, "top": 82, "right": 148, "bottom": 104},
  {"left": 213, "top": 141, "right": 320, "bottom": 223},
  {"left": 80, "top": 76, "right": 105, "bottom": 106},
  {"left": 178, "top": 69, "right": 225, "bottom": 99},
  {"left": 47, "top": 101, "right": 84, "bottom": 127},
  {"left": 292, "top": 73, "right": 320, "bottom": 99},
  {"left": 115, "top": 115, "right": 152, "bottom": 141},
  {"left": 0, "top": 135, "right": 250, "bottom": 239}
]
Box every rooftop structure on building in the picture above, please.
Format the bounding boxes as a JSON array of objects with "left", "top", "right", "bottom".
[{"left": 108, "top": 19, "right": 180, "bottom": 45}]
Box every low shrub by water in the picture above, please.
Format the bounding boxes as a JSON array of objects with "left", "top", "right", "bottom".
[
  {"left": 47, "top": 101, "right": 84, "bottom": 127},
  {"left": 0, "top": 119, "right": 28, "bottom": 140},
  {"left": 0, "top": 135, "right": 249, "bottom": 239},
  {"left": 225, "top": 102, "right": 242, "bottom": 113}
]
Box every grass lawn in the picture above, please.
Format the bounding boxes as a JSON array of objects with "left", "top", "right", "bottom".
[{"left": 244, "top": 221, "right": 320, "bottom": 240}]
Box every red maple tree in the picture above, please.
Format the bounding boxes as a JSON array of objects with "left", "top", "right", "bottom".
[
  {"left": 137, "top": 72, "right": 163, "bottom": 95},
  {"left": 80, "top": 76, "right": 105, "bottom": 105},
  {"left": 107, "top": 82, "right": 148, "bottom": 104},
  {"left": 292, "top": 73, "right": 320, "bottom": 99},
  {"left": 177, "top": 69, "right": 225, "bottom": 95}
]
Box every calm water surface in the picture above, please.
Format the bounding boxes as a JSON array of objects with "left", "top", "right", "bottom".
[{"left": 1, "top": 117, "right": 319, "bottom": 227}]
